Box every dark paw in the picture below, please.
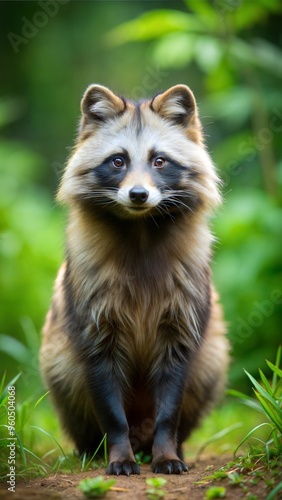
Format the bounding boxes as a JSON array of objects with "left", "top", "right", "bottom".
[
  {"left": 152, "top": 459, "right": 189, "bottom": 474},
  {"left": 106, "top": 460, "right": 140, "bottom": 476}
]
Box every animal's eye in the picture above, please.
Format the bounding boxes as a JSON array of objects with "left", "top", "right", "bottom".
[
  {"left": 112, "top": 157, "right": 125, "bottom": 169},
  {"left": 154, "top": 157, "right": 166, "bottom": 169}
]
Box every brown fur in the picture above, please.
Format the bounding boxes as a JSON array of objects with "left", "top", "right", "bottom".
[{"left": 40, "top": 84, "right": 229, "bottom": 475}]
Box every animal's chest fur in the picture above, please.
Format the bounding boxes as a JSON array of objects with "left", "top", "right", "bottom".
[
  {"left": 83, "top": 262, "right": 176, "bottom": 349},
  {"left": 65, "top": 212, "right": 211, "bottom": 384},
  {"left": 78, "top": 260, "right": 201, "bottom": 368}
]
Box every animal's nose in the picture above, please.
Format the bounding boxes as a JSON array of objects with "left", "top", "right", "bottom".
[{"left": 129, "top": 187, "right": 149, "bottom": 204}]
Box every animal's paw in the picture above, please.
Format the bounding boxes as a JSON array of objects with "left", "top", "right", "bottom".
[
  {"left": 106, "top": 460, "right": 140, "bottom": 476},
  {"left": 152, "top": 458, "right": 189, "bottom": 474}
]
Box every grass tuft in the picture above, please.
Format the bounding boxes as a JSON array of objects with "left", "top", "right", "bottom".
[{"left": 198, "top": 347, "right": 282, "bottom": 498}]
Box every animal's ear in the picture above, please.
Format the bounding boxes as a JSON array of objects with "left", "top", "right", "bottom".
[
  {"left": 151, "top": 84, "right": 198, "bottom": 127},
  {"left": 80, "top": 84, "right": 125, "bottom": 124}
]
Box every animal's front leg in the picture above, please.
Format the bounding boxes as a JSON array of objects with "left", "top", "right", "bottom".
[
  {"left": 86, "top": 354, "right": 139, "bottom": 476},
  {"left": 151, "top": 346, "right": 190, "bottom": 474}
]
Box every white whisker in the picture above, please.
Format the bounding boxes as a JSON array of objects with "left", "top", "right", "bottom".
[{"left": 158, "top": 189, "right": 195, "bottom": 215}]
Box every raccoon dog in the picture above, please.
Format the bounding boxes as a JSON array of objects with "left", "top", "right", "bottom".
[{"left": 40, "top": 84, "right": 229, "bottom": 476}]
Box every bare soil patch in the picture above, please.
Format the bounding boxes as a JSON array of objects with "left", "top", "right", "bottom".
[{"left": 0, "top": 455, "right": 276, "bottom": 499}]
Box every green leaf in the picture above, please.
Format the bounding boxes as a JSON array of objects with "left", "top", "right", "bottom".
[
  {"left": 152, "top": 33, "right": 195, "bottom": 69},
  {"left": 78, "top": 476, "right": 116, "bottom": 497},
  {"left": 204, "top": 471, "right": 228, "bottom": 480},
  {"left": 147, "top": 490, "right": 166, "bottom": 500},
  {"left": 146, "top": 477, "right": 167, "bottom": 488},
  {"left": 228, "top": 471, "right": 244, "bottom": 485},
  {"left": 266, "top": 360, "right": 282, "bottom": 379},
  {"left": 231, "top": 2, "right": 270, "bottom": 31},
  {"left": 205, "top": 486, "right": 226, "bottom": 498},
  {"left": 105, "top": 10, "right": 205, "bottom": 46},
  {"left": 0, "top": 334, "right": 31, "bottom": 365},
  {"left": 193, "top": 36, "right": 223, "bottom": 73},
  {"left": 184, "top": 0, "right": 219, "bottom": 30}
]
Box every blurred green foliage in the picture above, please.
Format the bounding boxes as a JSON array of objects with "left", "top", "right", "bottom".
[{"left": 0, "top": 0, "right": 281, "bottom": 398}]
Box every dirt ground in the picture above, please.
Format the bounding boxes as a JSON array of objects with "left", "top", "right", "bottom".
[{"left": 0, "top": 455, "right": 275, "bottom": 499}]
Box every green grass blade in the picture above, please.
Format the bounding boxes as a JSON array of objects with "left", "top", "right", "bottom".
[
  {"left": 81, "top": 452, "right": 87, "bottom": 471},
  {"left": 196, "top": 422, "right": 243, "bottom": 459},
  {"left": 271, "top": 429, "right": 279, "bottom": 450},
  {"left": 0, "top": 373, "right": 6, "bottom": 396},
  {"left": 227, "top": 389, "right": 252, "bottom": 400},
  {"left": 271, "top": 346, "right": 282, "bottom": 390},
  {"left": 41, "top": 448, "right": 57, "bottom": 460},
  {"left": 12, "top": 427, "right": 27, "bottom": 468},
  {"left": 81, "top": 432, "right": 108, "bottom": 470},
  {"left": 30, "top": 425, "right": 73, "bottom": 472},
  {"left": 275, "top": 345, "right": 281, "bottom": 365},
  {"left": 103, "top": 433, "right": 108, "bottom": 465},
  {"left": 266, "top": 360, "right": 282, "bottom": 379},
  {"left": 233, "top": 422, "right": 274, "bottom": 456},
  {"left": 33, "top": 391, "right": 50, "bottom": 410},
  {"left": 0, "top": 372, "right": 22, "bottom": 407},
  {"left": 255, "top": 391, "right": 282, "bottom": 432},
  {"left": 266, "top": 481, "right": 282, "bottom": 500},
  {"left": 255, "top": 390, "right": 282, "bottom": 420},
  {"left": 244, "top": 370, "right": 279, "bottom": 407},
  {"left": 227, "top": 389, "right": 263, "bottom": 412},
  {"left": 92, "top": 433, "right": 107, "bottom": 461},
  {"left": 259, "top": 369, "right": 274, "bottom": 396},
  {"left": 22, "top": 446, "right": 52, "bottom": 470}
]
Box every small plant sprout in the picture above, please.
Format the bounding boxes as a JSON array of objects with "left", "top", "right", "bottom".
[
  {"left": 78, "top": 476, "right": 116, "bottom": 498},
  {"left": 205, "top": 486, "right": 226, "bottom": 498},
  {"left": 135, "top": 450, "right": 151, "bottom": 464},
  {"left": 227, "top": 471, "right": 245, "bottom": 487},
  {"left": 146, "top": 477, "right": 167, "bottom": 500}
]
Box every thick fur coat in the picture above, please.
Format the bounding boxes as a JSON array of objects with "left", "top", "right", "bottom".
[{"left": 40, "top": 84, "right": 229, "bottom": 475}]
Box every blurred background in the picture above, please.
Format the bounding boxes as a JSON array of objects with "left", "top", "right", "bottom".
[{"left": 0, "top": 0, "right": 281, "bottom": 464}]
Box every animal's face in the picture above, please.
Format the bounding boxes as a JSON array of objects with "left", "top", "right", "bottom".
[{"left": 58, "top": 85, "right": 221, "bottom": 219}]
